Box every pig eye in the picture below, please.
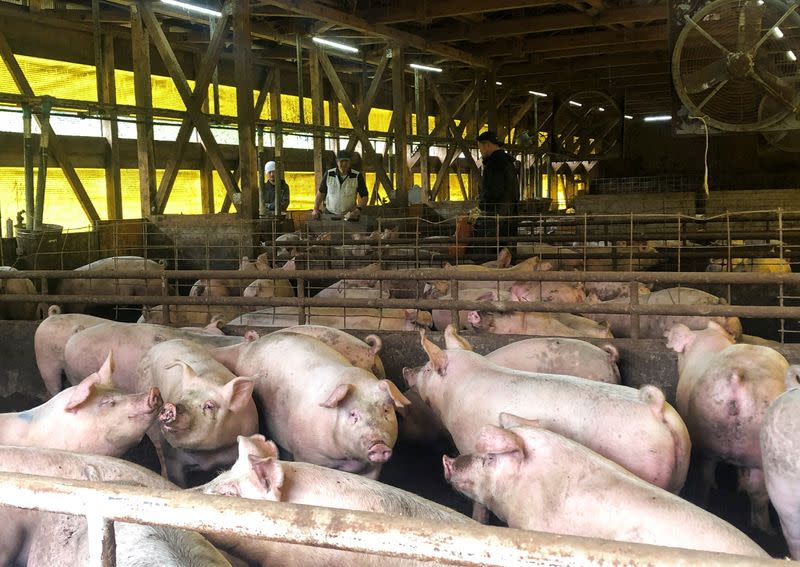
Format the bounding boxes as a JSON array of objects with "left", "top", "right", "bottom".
[
  {"left": 348, "top": 410, "right": 359, "bottom": 424},
  {"left": 202, "top": 401, "right": 217, "bottom": 413},
  {"left": 100, "top": 396, "right": 116, "bottom": 407},
  {"left": 483, "top": 455, "right": 496, "bottom": 465}
]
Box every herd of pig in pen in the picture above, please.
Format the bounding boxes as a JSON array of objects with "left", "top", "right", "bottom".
[{"left": 0, "top": 209, "right": 800, "bottom": 565}]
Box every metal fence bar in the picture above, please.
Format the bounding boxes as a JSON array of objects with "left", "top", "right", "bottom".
[{"left": 0, "top": 472, "right": 781, "bottom": 567}]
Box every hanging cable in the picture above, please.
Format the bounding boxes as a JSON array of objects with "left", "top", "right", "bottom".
[{"left": 689, "top": 114, "right": 710, "bottom": 196}]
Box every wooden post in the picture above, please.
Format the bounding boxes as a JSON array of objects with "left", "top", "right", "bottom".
[
  {"left": 98, "top": 34, "right": 122, "bottom": 220},
  {"left": 414, "top": 69, "right": 429, "bottom": 203},
  {"left": 487, "top": 69, "right": 498, "bottom": 134},
  {"left": 309, "top": 46, "right": 325, "bottom": 191},
  {"left": 391, "top": 44, "right": 409, "bottom": 206},
  {"left": 197, "top": 55, "right": 215, "bottom": 214},
  {"left": 269, "top": 67, "right": 284, "bottom": 214},
  {"left": 329, "top": 90, "right": 340, "bottom": 152},
  {"left": 295, "top": 31, "right": 305, "bottom": 125},
  {"left": 234, "top": 0, "right": 258, "bottom": 220},
  {"left": 130, "top": 5, "right": 156, "bottom": 218}
]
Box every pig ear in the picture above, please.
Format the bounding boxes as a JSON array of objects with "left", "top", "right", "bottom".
[
  {"left": 248, "top": 455, "right": 284, "bottom": 501},
  {"left": 497, "top": 248, "right": 512, "bottom": 269},
  {"left": 320, "top": 383, "right": 353, "bottom": 408},
  {"left": 378, "top": 380, "right": 411, "bottom": 408},
  {"left": 499, "top": 412, "right": 542, "bottom": 430},
  {"left": 283, "top": 258, "right": 296, "bottom": 271},
  {"left": 476, "top": 290, "right": 495, "bottom": 302},
  {"left": 600, "top": 344, "right": 619, "bottom": 364},
  {"left": 444, "top": 325, "right": 472, "bottom": 351},
  {"left": 96, "top": 351, "right": 115, "bottom": 387},
  {"left": 706, "top": 320, "right": 733, "bottom": 340},
  {"left": 476, "top": 425, "right": 524, "bottom": 459},
  {"left": 664, "top": 324, "right": 694, "bottom": 353},
  {"left": 785, "top": 365, "right": 800, "bottom": 391},
  {"left": 166, "top": 361, "right": 201, "bottom": 385},
  {"left": 225, "top": 378, "right": 255, "bottom": 412},
  {"left": 237, "top": 434, "right": 279, "bottom": 460},
  {"left": 536, "top": 261, "right": 553, "bottom": 272},
  {"left": 64, "top": 373, "right": 102, "bottom": 411},
  {"left": 420, "top": 331, "right": 448, "bottom": 375}
]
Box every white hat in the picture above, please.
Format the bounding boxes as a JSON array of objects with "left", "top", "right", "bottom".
[{"left": 265, "top": 161, "right": 276, "bottom": 173}]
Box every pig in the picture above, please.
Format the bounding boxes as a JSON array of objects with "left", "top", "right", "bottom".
[
  {"left": 210, "top": 333, "right": 410, "bottom": 478},
  {"left": 486, "top": 337, "right": 620, "bottom": 384},
  {"left": 231, "top": 306, "right": 431, "bottom": 331},
  {"left": 314, "top": 281, "right": 387, "bottom": 300},
  {"left": 481, "top": 247, "right": 513, "bottom": 269},
  {"left": 189, "top": 256, "right": 263, "bottom": 297},
  {"left": 583, "top": 281, "right": 652, "bottom": 301},
  {"left": 195, "top": 434, "right": 470, "bottom": 567},
  {"left": 404, "top": 327, "right": 690, "bottom": 493},
  {"left": 0, "top": 446, "right": 222, "bottom": 567},
  {"left": 508, "top": 280, "right": 586, "bottom": 304},
  {"left": 443, "top": 415, "right": 767, "bottom": 558},
  {"left": 707, "top": 257, "right": 791, "bottom": 273},
  {"left": 666, "top": 321, "right": 789, "bottom": 532},
  {"left": 272, "top": 325, "right": 386, "bottom": 378},
  {"left": 243, "top": 277, "right": 295, "bottom": 299},
  {"left": 34, "top": 308, "right": 109, "bottom": 396},
  {"left": 62, "top": 321, "right": 242, "bottom": 393},
  {"left": 514, "top": 243, "right": 582, "bottom": 270},
  {"left": 0, "top": 266, "right": 47, "bottom": 320},
  {"left": 585, "top": 287, "right": 742, "bottom": 339},
  {"left": 431, "top": 288, "right": 514, "bottom": 331},
  {"left": 468, "top": 309, "right": 613, "bottom": 338},
  {"left": 0, "top": 352, "right": 160, "bottom": 456},
  {"left": 139, "top": 304, "right": 253, "bottom": 326},
  {"left": 135, "top": 339, "right": 258, "bottom": 485},
  {"left": 761, "top": 365, "right": 800, "bottom": 558},
  {"left": 55, "top": 256, "right": 166, "bottom": 314}
]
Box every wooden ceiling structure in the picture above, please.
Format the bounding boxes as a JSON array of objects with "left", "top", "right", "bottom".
[{"left": 0, "top": 0, "right": 673, "bottom": 222}]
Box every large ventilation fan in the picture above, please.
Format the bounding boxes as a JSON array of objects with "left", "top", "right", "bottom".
[
  {"left": 672, "top": 0, "right": 800, "bottom": 138},
  {"left": 553, "top": 91, "right": 622, "bottom": 159}
]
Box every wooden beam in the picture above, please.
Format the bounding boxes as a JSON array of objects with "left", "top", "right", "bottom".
[
  {"left": 508, "top": 97, "right": 535, "bottom": 141},
  {"left": 254, "top": 67, "right": 275, "bottom": 120},
  {"left": 0, "top": 31, "right": 100, "bottom": 223},
  {"left": 429, "top": 79, "right": 480, "bottom": 176},
  {"left": 98, "top": 31, "right": 122, "bottom": 220},
  {"left": 364, "top": 0, "right": 556, "bottom": 24},
  {"left": 431, "top": 5, "right": 667, "bottom": 42},
  {"left": 155, "top": 7, "right": 232, "bottom": 213},
  {"left": 498, "top": 51, "right": 668, "bottom": 78},
  {"left": 269, "top": 65, "right": 284, "bottom": 215},
  {"left": 130, "top": 5, "right": 156, "bottom": 218},
  {"left": 317, "top": 49, "right": 394, "bottom": 194},
  {"left": 259, "top": 0, "right": 490, "bottom": 68},
  {"left": 139, "top": 2, "right": 240, "bottom": 209},
  {"left": 234, "top": 0, "right": 258, "bottom": 220},
  {"left": 486, "top": 69, "right": 498, "bottom": 134},
  {"left": 391, "top": 45, "right": 410, "bottom": 206},
  {"left": 309, "top": 45, "right": 325, "bottom": 192},
  {"left": 344, "top": 49, "right": 389, "bottom": 155},
  {"left": 414, "top": 69, "right": 429, "bottom": 203},
  {"left": 329, "top": 89, "right": 340, "bottom": 152}
]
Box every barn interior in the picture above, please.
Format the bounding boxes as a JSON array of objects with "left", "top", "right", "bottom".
[{"left": 0, "top": 0, "right": 800, "bottom": 565}]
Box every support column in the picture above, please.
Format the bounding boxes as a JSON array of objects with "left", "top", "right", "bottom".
[
  {"left": 98, "top": 33, "right": 122, "bottom": 220},
  {"left": 391, "top": 44, "right": 409, "bottom": 206},
  {"left": 198, "top": 53, "right": 215, "bottom": 214},
  {"left": 234, "top": 0, "right": 258, "bottom": 219},
  {"left": 329, "top": 90, "right": 340, "bottom": 152},
  {"left": 486, "top": 69, "right": 498, "bottom": 134},
  {"left": 414, "top": 69, "right": 429, "bottom": 203},
  {"left": 269, "top": 67, "right": 284, "bottom": 214},
  {"left": 309, "top": 46, "right": 325, "bottom": 191},
  {"left": 131, "top": 5, "right": 156, "bottom": 218}
]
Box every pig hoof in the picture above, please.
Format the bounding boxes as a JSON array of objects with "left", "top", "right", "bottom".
[{"left": 367, "top": 443, "right": 392, "bottom": 463}]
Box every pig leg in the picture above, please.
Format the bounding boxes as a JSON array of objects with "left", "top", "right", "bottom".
[
  {"left": 698, "top": 456, "right": 719, "bottom": 505},
  {"left": 472, "top": 501, "right": 490, "bottom": 524},
  {"left": 146, "top": 425, "right": 169, "bottom": 479},
  {"left": 38, "top": 362, "right": 64, "bottom": 398},
  {"left": 745, "top": 468, "right": 774, "bottom": 534}
]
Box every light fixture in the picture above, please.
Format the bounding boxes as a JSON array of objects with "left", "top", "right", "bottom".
[
  {"left": 312, "top": 37, "right": 359, "bottom": 53},
  {"left": 773, "top": 27, "right": 785, "bottom": 39},
  {"left": 410, "top": 63, "right": 443, "bottom": 73},
  {"left": 644, "top": 115, "right": 671, "bottom": 122},
  {"left": 624, "top": 114, "right": 633, "bottom": 120},
  {"left": 788, "top": 50, "right": 798, "bottom": 62},
  {"left": 568, "top": 100, "right": 583, "bottom": 107},
  {"left": 598, "top": 106, "right": 605, "bottom": 112},
  {"left": 529, "top": 90, "right": 547, "bottom": 97},
  {"left": 161, "top": 0, "right": 222, "bottom": 17},
  {"left": 496, "top": 81, "right": 503, "bottom": 86}
]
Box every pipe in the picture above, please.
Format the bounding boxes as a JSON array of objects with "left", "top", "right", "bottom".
[
  {"left": 0, "top": 472, "right": 781, "bottom": 567},
  {"left": 22, "top": 104, "right": 34, "bottom": 231},
  {"left": 34, "top": 97, "right": 52, "bottom": 231}
]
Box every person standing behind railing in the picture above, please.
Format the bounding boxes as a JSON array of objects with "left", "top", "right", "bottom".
[
  {"left": 261, "top": 160, "right": 290, "bottom": 215},
  {"left": 475, "top": 130, "right": 519, "bottom": 253}
]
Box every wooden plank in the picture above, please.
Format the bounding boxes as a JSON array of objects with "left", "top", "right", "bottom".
[
  {"left": 486, "top": 69, "right": 498, "bottom": 134},
  {"left": 99, "top": 32, "right": 122, "bottom": 220},
  {"left": 130, "top": 5, "right": 156, "bottom": 218},
  {"left": 295, "top": 31, "right": 305, "bottom": 125},
  {"left": 414, "top": 69, "right": 429, "bottom": 203},
  {"left": 254, "top": 67, "right": 275, "bottom": 120},
  {"left": 344, "top": 50, "right": 389, "bottom": 155},
  {"left": 309, "top": 45, "right": 325, "bottom": 192},
  {"left": 259, "top": 0, "right": 489, "bottom": 68},
  {"left": 317, "top": 49, "right": 394, "bottom": 194},
  {"left": 269, "top": 66, "right": 284, "bottom": 214},
  {"left": 234, "top": 0, "right": 258, "bottom": 220},
  {"left": 391, "top": 45, "right": 409, "bottom": 206},
  {"left": 429, "top": 79, "right": 479, "bottom": 176},
  {"left": 509, "top": 97, "right": 535, "bottom": 141},
  {"left": 329, "top": 89, "right": 340, "bottom": 152},
  {"left": 365, "top": 0, "right": 555, "bottom": 23},
  {"left": 139, "top": 2, "right": 240, "bottom": 208},
  {"left": 0, "top": 31, "right": 100, "bottom": 222},
  {"left": 155, "top": 6, "right": 232, "bottom": 213}
]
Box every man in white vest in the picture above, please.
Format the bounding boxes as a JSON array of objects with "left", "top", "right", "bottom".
[{"left": 311, "top": 150, "right": 368, "bottom": 221}]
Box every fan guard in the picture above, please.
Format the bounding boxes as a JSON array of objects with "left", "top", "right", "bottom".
[{"left": 673, "top": 0, "right": 800, "bottom": 132}]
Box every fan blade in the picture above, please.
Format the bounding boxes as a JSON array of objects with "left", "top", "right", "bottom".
[
  {"left": 684, "top": 59, "right": 729, "bottom": 94},
  {"left": 738, "top": 0, "right": 764, "bottom": 53},
  {"left": 752, "top": 68, "right": 799, "bottom": 111}
]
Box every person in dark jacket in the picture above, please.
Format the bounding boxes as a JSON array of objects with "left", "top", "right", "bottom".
[
  {"left": 475, "top": 130, "right": 519, "bottom": 244},
  {"left": 261, "top": 160, "right": 290, "bottom": 214}
]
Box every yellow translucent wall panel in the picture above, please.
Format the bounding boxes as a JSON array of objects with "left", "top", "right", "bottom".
[
  {"left": 10, "top": 56, "right": 97, "bottom": 101},
  {"left": 280, "top": 94, "right": 314, "bottom": 123},
  {"left": 368, "top": 108, "right": 391, "bottom": 132}
]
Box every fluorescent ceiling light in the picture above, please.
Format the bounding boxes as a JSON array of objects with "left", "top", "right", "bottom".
[
  {"left": 529, "top": 90, "right": 547, "bottom": 97},
  {"left": 598, "top": 107, "right": 605, "bottom": 112},
  {"left": 644, "top": 115, "right": 671, "bottom": 122},
  {"left": 624, "top": 114, "right": 633, "bottom": 120},
  {"left": 568, "top": 100, "right": 583, "bottom": 107},
  {"left": 161, "top": 0, "right": 222, "bottom": 17},
  {"left": 773, "top": 27, "right": 785, "bottom": 39},
  {"left": 496, "top": 81, "right": 503, "bottom": 86},
  {"left": 410, "top": 63, "right": 442, "bottom": 73},
  {"left": 788, "top": 50, "right": 797, "bottom": 61},
  {"left": 312, "top": 37, "right": 359, "bottom": 53}
]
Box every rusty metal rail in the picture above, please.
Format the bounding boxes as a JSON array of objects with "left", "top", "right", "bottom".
[{"left": 0, "top": 472, "right": 781, "bottom": 567}]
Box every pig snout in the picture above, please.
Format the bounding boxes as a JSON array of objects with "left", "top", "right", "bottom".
[
  {"left": 402, "top": 367, "right": 418, "bottom": 387},
  {"left": 159, "top": 402, "right": 177, "bottom": 424},
  {"left": 467, "top": 311, "right": 482, "bottom": 327},
  {"left": 367, "top": 443, "right": 393, "bottom": 463},
  {"left": 147, "top": 387, "right": 162, "bottom": 411},
  {"left": 442, "top": 455, "right": 455, "bottom": 481}
]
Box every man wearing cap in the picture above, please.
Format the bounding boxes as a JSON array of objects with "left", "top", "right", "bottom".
[
  {"left": 476, "top": 130, "right": 519, "bottom": 218},
  {"left": 311, "top": 150, "right": 368, "bottom": 221},
  {"left": 261, "top": 160, "right": 290, "bottom": 215}
]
